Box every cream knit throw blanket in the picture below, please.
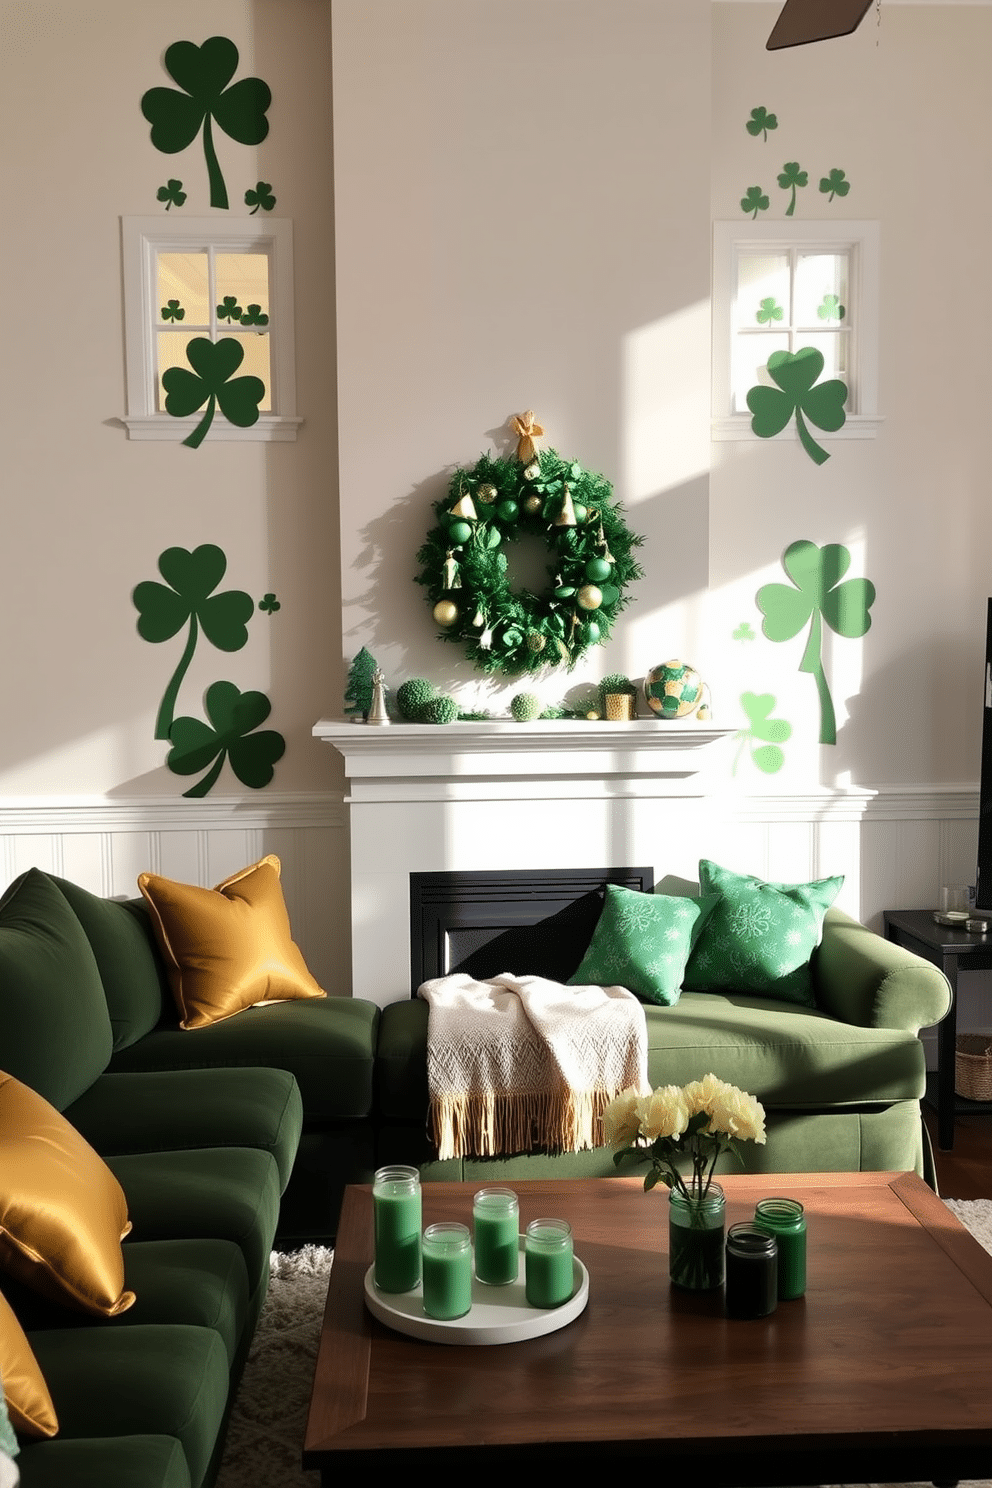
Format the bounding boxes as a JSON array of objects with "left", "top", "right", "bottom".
[{"left": 417, "top": 972, "right": 649, "bottom": 1160}]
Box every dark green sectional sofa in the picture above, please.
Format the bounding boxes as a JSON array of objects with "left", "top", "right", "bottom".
[{"left": 0, "top": 865, "right": 952, "bottom": 1486}]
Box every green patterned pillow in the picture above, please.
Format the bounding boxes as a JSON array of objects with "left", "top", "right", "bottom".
[
  {"left": 684, "top": 859, "right": 843, "bottom": 1007},
  {"left": 567, "top": 884, "right": 719, "bottom": 1006}
]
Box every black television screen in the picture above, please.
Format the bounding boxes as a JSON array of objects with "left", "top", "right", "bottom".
[{"left": 975, "top": 600, "right": 992, "bottom": 911}]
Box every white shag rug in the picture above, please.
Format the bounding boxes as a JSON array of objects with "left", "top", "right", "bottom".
[{"left": 215, "top": 1204, "right": 992, "bottom": 1488}]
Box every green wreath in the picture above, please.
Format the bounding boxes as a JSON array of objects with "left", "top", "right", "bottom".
[{"left": 415, "top": 449, "right": 644, "bottom": 676}]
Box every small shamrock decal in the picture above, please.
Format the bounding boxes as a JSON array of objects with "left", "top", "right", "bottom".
[
  {"left": 217, "top": 296, "right": 243, "bottom": 322},
  {"left": 162, "top": 338, "right": 265, "bottom": 449},
  {"left": 156, "top": 178, "right": 186, "bottom": 210},
  {"left": 745, "top": 107, "right": 778, "bottom": 141},
  {"left": 733, "top": 621, "right": 756, "bottom": 642},
  {"left": 817, "top": 294, "right": 846, "bottom": 322},
  {"left": 258, "top": 593, "right": 280, "bottom": 613},
  {"left": 756, "top": 540, "right": 876, "bottom": 745},
  {"left": 819, "top": 169, "right": 851, "bottom": 203},
  {"left": 133, "top": 544, "right": 254, "bottom": 740},
  {"left": 141, "top": 37, "right": 271, "bottom": 211},
  {"left": 245, "top": 181, "right": 276, "bottom": 214},
  {"left": 745, "top": 348, "right": 847, "bottom": 465},
  {"left": 734, "top": 693, "right": 792, "bottom": 776},
  {"left": 240, "top": 303, "right": 269, "bottom": 326},
  {"left": 741, "top": 186, "right": 770, "bottom": 220},
  {"left": 777, "top": 161, "right": 808, "bottom": 217},
  {"left": 167, "top": 680, "right": 285, "bottom": 798},
  {"left": 161, "top": 299, "right": 185, "bottom": 322},
  {"left": 756, "top": 297, "right": 784, "bottom": 326}
]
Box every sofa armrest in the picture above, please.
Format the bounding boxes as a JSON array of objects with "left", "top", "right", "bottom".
[{"left": 814, "top": 906, "right": 951, "bottom": 1033}]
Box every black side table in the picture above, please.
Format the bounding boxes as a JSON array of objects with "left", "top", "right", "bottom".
[{"left": 883, "top": 909, "right": 992, "bottom": 1151}]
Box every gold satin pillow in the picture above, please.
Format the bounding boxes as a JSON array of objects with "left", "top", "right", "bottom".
[
  {"left": 138, "top": 855, "right": 327, "bottom": 1030},
  {"left": 0, "top": 1288, "right": 58, "bottom": 1440},
  {"left": 0, "top": 1073, "right": 134, "bottom": 1318}
]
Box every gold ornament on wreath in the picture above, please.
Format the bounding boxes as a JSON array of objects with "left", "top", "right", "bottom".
[{"left": 414, "top": 413, "right": 645, "bottom": 677}]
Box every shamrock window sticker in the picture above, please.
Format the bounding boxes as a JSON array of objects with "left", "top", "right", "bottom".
[
  {"left": 141, "top": 37, "right": 271, "bottom": 211},
  {"left": 745, "top": 348, "right": 847, "bottom": 465},
  {"left": 756, "top": 540, "right": 875, "bottom": 746},
  {"left": 162, "top": 338, "right": 265, "bottom": 449}
]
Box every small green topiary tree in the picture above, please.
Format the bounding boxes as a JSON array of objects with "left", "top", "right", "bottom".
[
  {"left": 396, "top": 678, "right": 436, "bottom": 720},
  {"left": 344, "top": 647, "right": 378, "bottom": 719},
  {"left": 418, "top": 693, "right": 459, "bottom": 725},
  {"left": 510, "top": 692, "right": 541, "bottom": 722}
]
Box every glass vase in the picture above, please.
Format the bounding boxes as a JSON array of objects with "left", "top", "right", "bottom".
[{"left": 668, "top": 1182, "right": 726, "bottom": 1291}]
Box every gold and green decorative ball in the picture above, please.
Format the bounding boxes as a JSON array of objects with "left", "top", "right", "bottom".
[
  {"left": 433, "top": 600, "right": 459, "bottom": 628},
  {"left": 576, "top": 584, "right": 602, "bottom": 611},
  {"left": 643, "top": 659, "right": 704, "bottom": 719},
  {"left": 477, "top": 483, "right": 498, "bottom": 504},
  {"left": 526, "top": 631, "right": 546, "bottom": 653}
]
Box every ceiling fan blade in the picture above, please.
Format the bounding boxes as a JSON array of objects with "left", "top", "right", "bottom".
[{"left": 767, "top": 0, "right": 874, "bottom": 50}]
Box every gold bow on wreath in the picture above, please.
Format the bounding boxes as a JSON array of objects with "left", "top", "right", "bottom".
[{"left": 510, "top": 410, "right": 544, "bottom": 464}]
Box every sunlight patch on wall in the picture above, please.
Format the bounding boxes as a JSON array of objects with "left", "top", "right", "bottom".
[{"left": 621, "top": 301, "right": 711, "bottom": 503}]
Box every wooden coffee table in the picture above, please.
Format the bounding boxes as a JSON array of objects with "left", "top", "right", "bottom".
[{"left": 303, "top": 1172, "right": 992, "bottom": 1484}]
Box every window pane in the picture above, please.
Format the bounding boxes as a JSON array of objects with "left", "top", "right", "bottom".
[
  {"left": 157, "top": 254, "right": 209, "bottom": 326},
  {"left": 227, "top": 332, "right": 273, "bottom": 412},
  {"left": 736, "top": 253, "right": 790, "bottom": 330},
  {"left": 795, "top": 330, "right": 850, "bottom": 388},
  {"left": 733, "top": 331, "right": 790, "bottom": 413},
  {"left": 795, "top": 253, "right": 849, "bottom": 327},
  {"left": 156, "top": 331, "right": 198, "bottom": 411},
  {"left": 215, "top": 253, "right": 270, "bottom": 324}
]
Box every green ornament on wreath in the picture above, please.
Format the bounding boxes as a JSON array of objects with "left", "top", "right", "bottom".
[{"left": 415, "top": 415, "right": 644, "bottom": 676}]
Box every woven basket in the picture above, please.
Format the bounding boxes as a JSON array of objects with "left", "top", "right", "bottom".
[{"left": 954, "top": 1034, "right": 992, "bottom": 1101}]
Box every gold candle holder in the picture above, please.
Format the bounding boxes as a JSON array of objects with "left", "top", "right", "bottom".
[{"left": 605, "top": 693, "right": 634, "bottom": 721}]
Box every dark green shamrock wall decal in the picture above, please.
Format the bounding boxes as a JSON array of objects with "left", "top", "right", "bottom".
[
  {"left": 756, "top": 297, "right": 784, "bottom": 326},
  {"left": 819, "top": 168, "right": 850, "bottom": 202},
  {"left": 141, "top": 37, "right": 271, "bottom": 211},
  {"left": 240, "top": 304, "right": 269, "bottom": 326},
  {"left": 817, "top": 294, "right": 845, "bottom": 322},
  {"left": 756, "top": 540, "right": 876, "bottom": 746},
  {"left": 745, "top": 348, "right": 847, "bottom": 465},
  {"left": 217, "top": 296, "right": 243, "bottom": 322},
  {"left": 161, "top": 299, "right": 185, "bottom": 322},
  {"left": 777, "top": 161, "right": 808, "bottom": 217},
  {"left": 167, "top": 681, "right": 285, "bottom": 798},
  {"left": 258, "top": 593, "right": 280, "bottom": 613},
  {"left": 245, "top": 182, "right": 276, "bottom": 214},
  {"left": 157, "top": 179, "right": 186, "bottom": 210},
  {"left": 741, "top": 186, "right": 770, "bottom": 220},
  {"left": 133, "top": 544, "right": 254, "bottom": 740},
  {"left": 746, "top": 107, "right": 778, "bottom": 141},
  {"left": 734, "top": 693, "right": 791, "bottom": 775},
  {"left": 162, "top": 338, "right": 265, "bottom": 448}
]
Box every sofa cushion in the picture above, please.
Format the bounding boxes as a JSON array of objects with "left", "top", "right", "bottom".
[
  {"left": 684, "top": 860, "right": 843, "bottom": 1007},
  {"left": 15, "top": 1434, "right": 191, "bottom": 1488},
  {"left": 106, "top": 1148, "right": 281, "bottom": 1299},
  {"left": 138, "top": 856, "right": 326, "bottom": 1030},
  {"left": 28, "top": 1325, "right": 227, "bottom": 1488},
  {"left": 643, "top": 992, "right": 925, "bottom": 1106},
  {"left": 568, "top": 884, "right": 718, "bottom": 1006},
  {"left": 0, "top": 1074, "right": 134, "bottom": 1318},
  {"left": 0, "top": 869, "right": 113, "bottom": 1109},
  {"left": 0, "top": 1291, "right": 57, "bottom": 1441},
  {"left": 108, "top": 998, "right": 379, "bottom": 1123},
  {"left": 48, "top": 879, "right": 167, "bottom": 1052},
  {"left": 65, "top": 1067, "right": 303, "bottom": 1193}
]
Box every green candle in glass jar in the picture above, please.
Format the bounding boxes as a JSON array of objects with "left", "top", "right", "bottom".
[
  {"left": 421, "top": 1222, "right": 473, "bottom": 1320},
  {"left": 372, "top": 1165, "right": 422, "bottom": 1293},
  {"left": 525, "top": 1218, "right": 574, "bottom": 1308},
  {"left": 754, "top": 1197, "right": 806, "bottom": 1299},
  {"left": 473, "top": 1188, "right": 519, "bottom": 1285}
]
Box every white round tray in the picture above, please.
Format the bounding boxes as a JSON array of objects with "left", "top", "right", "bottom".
[{"left": 363, "top": 1241, "right": 589, "bottom": 1345}]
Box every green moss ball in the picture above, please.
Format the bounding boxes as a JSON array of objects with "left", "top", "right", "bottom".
[
  {"left": 510, "top": 692, "right": 541, "bottom": 722},
  {"left": 418, "top": 693, "right": 459, "bottom": 725},
  {"left": 396, "top": 678, "right": 436, "bottom": 720}
]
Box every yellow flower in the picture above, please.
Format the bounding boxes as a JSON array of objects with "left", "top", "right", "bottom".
[
  {"left": 601, "top": 1087, "right": 642, "bottom": 1146},
  {"left": 636, "top": 1085, "right": 689, "bottom": 1141},
  {"left": 683, "top": 1073, "right": 766, "bottom": 1144}
]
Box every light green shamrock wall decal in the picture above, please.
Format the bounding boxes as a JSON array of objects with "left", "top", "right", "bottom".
[
  {"left": 817, "top": 294, "right": 845, "bottom": 322},
  {"left": 167, "top": 681, "right": 285, "bottom": 798},
  {"left": 141, "top": 37, "right": 271, "bottom": 211},
  {"left": 133, "top": 544, "right": 254, "bottom": 740},
  {"left": 741, "top": 186, "right": 770, "bottom": 219},
  {"left": 745, "top": 348, "right": 847, "bottom": 465},
  {"left": 777, "top": 161, "right": 808, "bottom": 217},
  {"left": 733, "top": 621, "right": 756, "bottom": 642},
  {"left": 756, "top": 540, "right": 876, "bottom": 745},
  {"left": 745, "top": 107, "right": 778, "bottom": 141},
  {"left": 756, "top": 297, "right": 784, "bottom": 326},
  {"left": 734, "top": 692, "right": 791, "bottom": 775},
  {"left": 162, "top": 338, "right": 265, "bottom": 448}
]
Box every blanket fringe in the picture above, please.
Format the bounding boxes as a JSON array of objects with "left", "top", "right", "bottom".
[{"left": 431, "top": 1084, "right": 622, "bottom": 1161}]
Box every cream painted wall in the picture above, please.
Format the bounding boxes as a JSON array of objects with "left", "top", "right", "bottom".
[
  {"left": 332, "top": 0, "right": 713, "bottom": 717},
  {"left": 709, "top": 2, "right": 992, "bottom": 789},
  {"left": 0, "top": 0, "right": 341, "bottom": 797}
]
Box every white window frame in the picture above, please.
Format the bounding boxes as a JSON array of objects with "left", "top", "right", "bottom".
[
  {"left": 121, "top": 216, "right": 302, "bottom": 442},
  {"left": 712, "top": 219, "right": 881, "bottom": 443}
]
